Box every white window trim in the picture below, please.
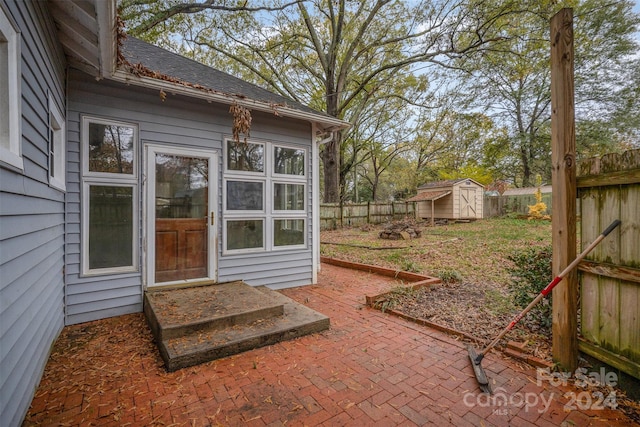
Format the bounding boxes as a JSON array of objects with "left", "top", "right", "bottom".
[
  {"left": 223, "top": 138, "right": 310, "bottom": 254},
  {"left": 48, "top": 95, "right": 65, "bottom": 190},
  {"left": 272, "top": 181, "right": 306, "bottom": 214},
  {"left": 0, "top": 7, "right": 22, "bottom": 170},
  {"left": 81, "top": 115, "right": 138, "bottom": 179},
  {"left": 81, "top": 115, "right": 139, "bottom": 276},
  {"left": 223, "top": 177, "right": 266, "bottom": 214},
  {"left": 272, "top": 218, "right": 307, "bottom": 250},
  {"left": 81, "top": 181, "right": 139, "bottom": 276},
  {"left": 222, "top": 218, "right": 266, "bottom": 254},
  {"left": 272, "top": 144, "right": 307, "bottom": 179},
  {"left": 224, "top": 139, "right": 266, "bottom": 176}
]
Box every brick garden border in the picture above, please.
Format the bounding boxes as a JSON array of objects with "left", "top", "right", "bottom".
[{"left": 320, "top": 256, "right": 553, "bottom": 369}]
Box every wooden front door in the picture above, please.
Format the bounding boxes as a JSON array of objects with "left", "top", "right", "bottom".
[{"left": 147, "top": 146, "right": 217, "bottom": 286}]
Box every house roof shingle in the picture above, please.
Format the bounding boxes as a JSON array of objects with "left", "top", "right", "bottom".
[{"left": 120, "top": 36, "right": 335, "bottom": 121}]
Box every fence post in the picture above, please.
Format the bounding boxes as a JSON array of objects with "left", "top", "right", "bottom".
[
  {"left": 550, "top": 8, "right": 578, "bottom": 372},
  {"left": 367, "top": 201, "right": 371, "bottom": 223}
]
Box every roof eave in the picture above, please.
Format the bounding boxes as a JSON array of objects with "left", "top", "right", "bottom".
[{"left": 110, "top": 70, "right": 350, "bottom": 133}]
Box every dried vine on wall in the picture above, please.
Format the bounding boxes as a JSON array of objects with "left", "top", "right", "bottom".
[{"left": 229, "top": 103, "right": 252, "bottom": 144}]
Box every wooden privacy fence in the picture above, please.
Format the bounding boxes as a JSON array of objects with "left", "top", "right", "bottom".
[
  {"left": 320, "top": 201, "right": 416, "bottom": 230},
  {"left": 577, "top": 148, "right": 640, "bottom": 379},
  {"left": 483, "top": 193, "right": 553, "bottom": 218}
]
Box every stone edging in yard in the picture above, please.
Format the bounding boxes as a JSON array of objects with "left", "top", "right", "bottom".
[
  {"left": 320, "top": 256, "right": 553, "bottom": 370},
  {"left": 320, "top": 256, "right": 441, "bottom": 306}
]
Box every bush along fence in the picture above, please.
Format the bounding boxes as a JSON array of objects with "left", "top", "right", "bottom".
[
  {"left": 483, "top": 192, "right": 553, "bottom": 218},
  {"left": 577, "top": 148, "right": 640, "bottom": 381},
  {"left": 320, "top": 201, "right": 416, "bottom": 230}
]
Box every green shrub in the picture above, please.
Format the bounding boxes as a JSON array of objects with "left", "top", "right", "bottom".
[
  {"left": 507, "top": 245, "right": 553, "bottom": 331},
  {"left": 438, "top": 268, "right": 463, "bottom": 284}
]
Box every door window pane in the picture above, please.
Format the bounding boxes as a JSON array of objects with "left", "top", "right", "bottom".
[
  {"left": 155, "top": 154, "right": 208, "bottom": 219},
  {"left": 89, "top": 186, "right": 133, "bottom": 269},
  {"left": 274, "top": 219, "right": 305, "bottom": 246},
  {"left": 226, "top": 180, "right": 263, "bottom": 210},
  {"left": 227, "top": 220, "right": 263, "bottom": 250},
  {"left": 88, "top": 122, "right": 135, "bottom": 174},
  {"left": 274, "top": 147, "right": 305, "bottom": 175},
  {"left": 273, "top": 183, "right": 304, "bottom": 211},
  {"left": 227, "top": 141, "right": 264, "bottom": 172}
]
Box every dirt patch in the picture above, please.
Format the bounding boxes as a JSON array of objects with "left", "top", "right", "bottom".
[
  {"left": 322, "top": 218, "right": 554, "bottom": 358},
  {"left": 373, "top": 281, "right": 552, "bottom": 361}
]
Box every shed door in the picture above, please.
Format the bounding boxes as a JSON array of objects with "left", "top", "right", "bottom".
[
  {"left": 146, "top": 146, "right": 217, "bottom": 286},
  {"left": 460, "top": 187, "right": 477, "bottom": 218}
]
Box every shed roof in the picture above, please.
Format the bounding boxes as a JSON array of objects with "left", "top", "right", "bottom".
[
  {"left": 406, "top": 190, "right": 452, "bottom": 202},
  {"left": 417, "top": 178, "right": 483, "bottom": 190}
]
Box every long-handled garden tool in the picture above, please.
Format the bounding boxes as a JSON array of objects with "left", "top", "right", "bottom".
[{"left": 468, "top": 219, "right": 621, "bottom": 394}]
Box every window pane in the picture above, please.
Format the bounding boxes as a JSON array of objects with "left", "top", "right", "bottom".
[
  {"left": 227, "top": 141, "right": 264, "bottom": 172},
  {"left": 274, "top": 183, "right": 304, "bottom": 210},
  {"left": 155, "top": 154, "right": 208, "bottom": 219},
  {"left": 89, "top": 186, "right": 133, "bottom": 269},
  {"left": 227, "top": 220, "right": 263, "bottom": 250},
  {"left": 227, "top": 180, "right": 263, "bottom": 210},
  {"left": 88, "top": 122, "right": 135, "bottom": 174},
  {"left": 274, "top": 147, "right": 305, "bottom": 175},
  {"left": 274, "top": 219, "right": 305, "bottom": 246}
]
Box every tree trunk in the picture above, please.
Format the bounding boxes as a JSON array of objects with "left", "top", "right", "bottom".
[
  {"left": 520, "top": 135, "right": 532, "bottom": 187},
  {"left": 321, "top": 131, "right": 342, "bottom": 203},
  {"left": 323, "top": 68, "right": 342, "bottom": 202}
]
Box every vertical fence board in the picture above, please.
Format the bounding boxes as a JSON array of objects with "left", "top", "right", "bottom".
[
  {"left": 578, "top": 148, "right": 640, "bottom": 378},
  {"left": 580, "top": 188, "right": 599, "bottom": 258},
  {"left": 619, "top": 282, "right": 640, "bottom": 361},
  {"left": 581, "top": 272, "right": 600, "bottom": 343},
  {"left": 598, "top": 277, "right": 620, "bottom": 352},
  {"left": 620, "top": 184, "right": 640, "bottom": 268},
  {"left": 599, "top": 188, "right": 621, "bottom": 265}
]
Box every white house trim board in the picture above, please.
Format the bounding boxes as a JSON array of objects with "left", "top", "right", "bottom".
[
  {"left": 0, "top": 4, "right": 23, "bottom": 170},
  {"left": 312, "top": 124, "right": 320, "bottom": 283}
]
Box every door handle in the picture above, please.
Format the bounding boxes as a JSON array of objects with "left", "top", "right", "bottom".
[{"left": 210, "top": 211, "right": 215, "bottom": 225}]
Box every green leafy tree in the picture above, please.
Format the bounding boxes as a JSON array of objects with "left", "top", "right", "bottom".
[
  {"left": 120, "top": 0, "right": 524, "bottom": 202},
  {"left": 457, "top": 0, "right": 640, "bottom": 187}
]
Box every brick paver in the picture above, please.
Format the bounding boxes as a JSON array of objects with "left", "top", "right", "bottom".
[{"left": 24, "top": 264, "right": 634, "bottom": 426}]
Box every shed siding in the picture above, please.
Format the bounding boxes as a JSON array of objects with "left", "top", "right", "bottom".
[
  {"left": 415, "top": 181, "right": 484, "bottom": 220},
  {"left": 0, "top": 1, "right": 66, "bottom": 426},
  {"left": 65, "top": 71, "right": 315, "bottom": 324}
]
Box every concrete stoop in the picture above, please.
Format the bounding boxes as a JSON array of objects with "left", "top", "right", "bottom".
[{"left": 144, "top": 281, "right": 329, "bottom": 371}]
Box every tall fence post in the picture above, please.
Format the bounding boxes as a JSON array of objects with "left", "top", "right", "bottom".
[{"left": 550, "top": 8, "right": 578, "bottom": 372}]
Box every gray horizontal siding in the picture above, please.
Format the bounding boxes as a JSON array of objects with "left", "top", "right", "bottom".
[
  {"left": 218, "top": 251, "right": 313, "bottom": 288},
  {"left": 65, "top": 68, "right": 315, "bottom": 323},
  {"left": 0, "top": 1, "right": 66, "bottom": 426}
]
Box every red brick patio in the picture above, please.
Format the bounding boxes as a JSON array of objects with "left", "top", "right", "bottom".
[{"left": 24, "top": 263, "right": 633, "bottom": 426}]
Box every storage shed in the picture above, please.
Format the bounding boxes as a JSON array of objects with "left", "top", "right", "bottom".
[{"left": 408, "top": 179, "right": 484, "bottom": 225}]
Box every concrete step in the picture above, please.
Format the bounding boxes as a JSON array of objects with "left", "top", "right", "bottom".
[
  {"left": 144, "top": 281, "right": 284, "bottom": 341},
  {"left": 144, "top": 283, "right": 330, "bottom": 371}
]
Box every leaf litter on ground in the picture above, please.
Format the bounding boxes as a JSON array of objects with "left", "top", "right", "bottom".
[{"left": 321, "top": 218, "right": 640, "bottom": 421}]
